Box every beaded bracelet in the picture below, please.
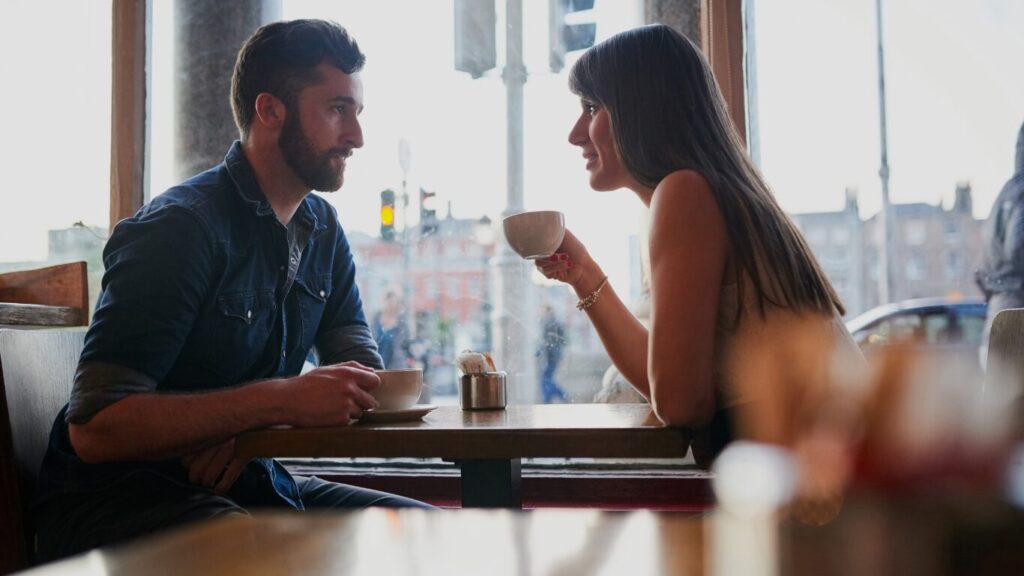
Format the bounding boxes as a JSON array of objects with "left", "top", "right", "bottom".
[{"left": 576, "top": 276, "right": 609, "bottom": 311}]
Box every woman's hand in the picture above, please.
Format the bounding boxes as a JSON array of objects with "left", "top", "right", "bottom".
[{"left": 534, "top": 229, "right": 594, "bottom": 289}]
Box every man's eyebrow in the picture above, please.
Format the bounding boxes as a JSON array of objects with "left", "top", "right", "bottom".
[{"left": 328, "top": 96, "right": 363, "bottom": 113}]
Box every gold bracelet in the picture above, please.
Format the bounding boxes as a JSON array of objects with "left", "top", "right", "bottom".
[{"left": 576, "top": 276, "right": 609, "bottom": 311}]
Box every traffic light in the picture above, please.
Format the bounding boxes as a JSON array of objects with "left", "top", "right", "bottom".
[
  {"left": 420, "top": 188, "right": 437, "bottom": 236},
  {"left": 549, "top": 0, "right": 597, "bottom": 73},
  {"left": 380, "top": 189, "right": 396, "bottom": 242},
  {"left": 454, "top": 0, "right": 496, "bottom": 78}
]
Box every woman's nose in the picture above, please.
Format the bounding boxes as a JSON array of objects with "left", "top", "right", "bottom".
[{"left": 568, "top": 114, "right": 588, "bottom": 146}]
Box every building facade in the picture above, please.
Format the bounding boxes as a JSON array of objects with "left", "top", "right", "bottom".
[{"left": 792, "top": 183, "right": 984, "bottom": 318}]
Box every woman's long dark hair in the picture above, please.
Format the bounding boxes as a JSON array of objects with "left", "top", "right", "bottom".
[{"left": 569, "top": 24, "right": 844, "bottom": 319}]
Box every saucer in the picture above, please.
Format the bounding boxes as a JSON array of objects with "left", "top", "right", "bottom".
[{"left": 359, "top": 404, "right": 438, "bottom": 423}]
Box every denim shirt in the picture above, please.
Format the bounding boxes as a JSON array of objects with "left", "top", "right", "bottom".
[{"left": 34, "top": 141, "right": 382, "bottom": 510}]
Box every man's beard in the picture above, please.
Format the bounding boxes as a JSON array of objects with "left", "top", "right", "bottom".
[{"left": 279, "top": 113, "right": 346, "bottom": 192}]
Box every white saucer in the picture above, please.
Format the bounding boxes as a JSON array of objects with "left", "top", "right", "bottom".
[{"left": 359, "top": 404, "right": 438, "bottom": 423}]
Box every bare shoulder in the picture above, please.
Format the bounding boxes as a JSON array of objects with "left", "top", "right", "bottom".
[
  {"left": 649, "top": 170, "right": 726, "bottom": 239},
  {"left": 656, "top": 169, "right": 713, "bottom": 195}
]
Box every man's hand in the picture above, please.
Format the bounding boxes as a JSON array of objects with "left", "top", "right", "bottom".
[
  {"left": 280, "top": 361, "right": 380, "bottom": 427},
  {"left": 181, "top": 437, "right": 248, "bottom": 494}
]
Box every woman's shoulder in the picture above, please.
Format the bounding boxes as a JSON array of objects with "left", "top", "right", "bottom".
[
  {"left": 649, "top": 169, "right": 720, "bottom": 222},
  {"left": 655, "top": 169, "right": 712, "bottom": 194}
]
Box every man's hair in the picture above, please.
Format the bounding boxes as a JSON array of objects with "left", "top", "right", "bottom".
[{"left": 231, "top": 19, "right": 365, "bottom": 140}]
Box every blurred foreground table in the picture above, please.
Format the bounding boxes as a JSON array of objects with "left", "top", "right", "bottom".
[
  {"left": 17, "top": 509, "right": 705, "bottom": 576},
  {"left": 237, "top": 403, "right": 690, "bottom": 508}
]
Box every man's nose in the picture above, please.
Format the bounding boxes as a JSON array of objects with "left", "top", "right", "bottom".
[{"left": 347, "top": 118, "right": 364, "bottom": 149}]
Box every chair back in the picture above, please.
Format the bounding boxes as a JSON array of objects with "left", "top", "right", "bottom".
[
  {"left": 0, "top": 262, "right": 89, "bottom": 326},
  {"left": 0, "top": 328, "right": 85, "bottom": 573},
  {"left": 986, "top": 308, "right": 1024, "bottom": 439}
]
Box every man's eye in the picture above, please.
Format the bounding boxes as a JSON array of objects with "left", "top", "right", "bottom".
[{"left": 334, "top": 106, "right": 347, "bottom": 115}]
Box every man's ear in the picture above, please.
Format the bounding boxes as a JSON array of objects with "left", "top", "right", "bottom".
[{"left": 253, "top": 93, "right": 286, "bottom": 131}]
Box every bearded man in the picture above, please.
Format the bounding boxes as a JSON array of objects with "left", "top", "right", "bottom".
[{"left": 32, "top": 19, "right": 430, "bottom": 562}]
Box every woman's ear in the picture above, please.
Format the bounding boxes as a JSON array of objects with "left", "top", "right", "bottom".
[{"left": 253, "top": 92, "right": 286, "bottom": 131}]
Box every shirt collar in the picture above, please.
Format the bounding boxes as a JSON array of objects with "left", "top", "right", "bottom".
[{"left": 222, "top": 140, "right": 325, "bottom": 237}]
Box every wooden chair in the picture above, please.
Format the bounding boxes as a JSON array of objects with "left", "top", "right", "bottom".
[
  {"left": 0, "top": 262, "right": 89, "bottom": 327},
  {"left": 986, "top": 308, "right": 1024, "bottom": 440},
  {"left": 0, "top": 328, "right": 85, "bottom": 574}
]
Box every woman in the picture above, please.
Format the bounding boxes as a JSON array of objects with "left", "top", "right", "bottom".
[{"left": 537, "top": 24, "right": 862, "bottom": 465}]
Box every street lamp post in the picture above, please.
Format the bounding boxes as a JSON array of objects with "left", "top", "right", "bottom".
[
  {"left": 398, "top": 138, "right": 416, "bottom": 337},
  {"left": 493, "top": 0, "right": 537, "bottom": 403},
  {"left": 875, "top": 0, "right": 895, "bottom": 305},
  {"left": 474, "top": 215, "right": 496, "bottom": 353}
]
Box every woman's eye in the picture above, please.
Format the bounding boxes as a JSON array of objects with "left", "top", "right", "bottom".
[{"left": 585, "top": 103, "right": 598, "bottom": 116}]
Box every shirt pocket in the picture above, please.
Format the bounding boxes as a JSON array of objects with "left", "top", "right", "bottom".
[
  {"left": 294, "top": 275, "right": 332, "bottom": 351},
  {"left": 200, "top": 289, "right": 277, "bottom": 383}
]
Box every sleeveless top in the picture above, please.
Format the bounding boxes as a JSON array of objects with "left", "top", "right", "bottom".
[{"left": 712, "top": 279, "right": 865, "bottom": 412}]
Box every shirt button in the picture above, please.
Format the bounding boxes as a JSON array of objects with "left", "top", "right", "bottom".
[
  {"left": 279, "top": 265, "right": 285, "bottom": 271},
  {"left": 246, "top": 310, "right": 252, "bottom": 320},
  {"left": 319, "top": 290, "right": 325, "bottom": 298},
  {"left": 290, "top": 257, "right": 297, "bottom": 265}
]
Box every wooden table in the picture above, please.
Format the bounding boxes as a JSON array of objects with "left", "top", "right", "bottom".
[
  {"left": 16, "top": 493, "right": 1024, "bottom": 575},
  {"left": 236, "top": 403, "right": 690, "bottom": 508},
  {"left": 16, "top": 509, "right": 706, "bottom": 576}
]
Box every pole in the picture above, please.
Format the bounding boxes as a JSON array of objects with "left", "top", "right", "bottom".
[
  {"left": 875, "top": 0, "right": 894, "bottom": 304},
  {"left": 398, "top": 138, "right": 415, "bottom": 338},
  {"left": 493, "top": 0, "right": 537, "bottom": 403}
]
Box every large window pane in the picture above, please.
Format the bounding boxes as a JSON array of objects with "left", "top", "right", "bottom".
[
  {"left": 150, "top": 1, "right": 650, "bottom": 407},
  {"left": 0, "top": 1, "right": 112, "bottom": 302},
  {"left": 749, "top": 0, "right": 1024, "bottom": 320}
]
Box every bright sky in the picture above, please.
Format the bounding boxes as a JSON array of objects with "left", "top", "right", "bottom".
[{"left": 3, "top": 0, "right": 1023, "bottom": 296}]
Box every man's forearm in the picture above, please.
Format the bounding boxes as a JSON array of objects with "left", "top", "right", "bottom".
[{"left": 69, "top": 379, "right": 286, "bottom": 463}]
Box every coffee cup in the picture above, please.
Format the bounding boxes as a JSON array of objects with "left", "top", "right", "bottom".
[
  {"left": 371, "top": 368, "right": 423, "bottom": 410},
  {"left": 502, "top": 210, "right": 565, "bottom": 260}
]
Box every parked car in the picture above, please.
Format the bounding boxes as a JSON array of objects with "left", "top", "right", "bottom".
[
  {"left": 845, "top": 298, "right": 988, "bottom": 370},
  {"left": 846, "top": 298, "right": 987, "bottom": 348}
]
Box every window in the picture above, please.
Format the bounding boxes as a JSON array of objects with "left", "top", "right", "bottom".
[
  {"left": 944, "top": 220, "right": 960, "bottom": 242},
  {"left": 749, "top": 0, "right": 1021, "bottom": 318},
  {"left": 0, "top": 1, "right": 113, "bottom": 307},
  {"left": 904, "top": 221, "right": 927, "bottom": 246},
  {"left": 945, "top": 251, "right": 962, "bottom": 280},
  {"left": 164, "top": 0, "right": 644, "bottom": 409},
  {"left": 907, "top": 254, "right": 927, "bottom": 281}
]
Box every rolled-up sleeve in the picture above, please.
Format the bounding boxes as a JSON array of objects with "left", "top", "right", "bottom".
[
  {"left": 316, "top": 324, "right": 383, "bottom": 369},
  {"left": 67, "top": 361, "right": 159, "bottom": 425},
  {"left": 314, "top": 213, "right": 382, "bottom": 369},
  {"left": 68, "top": 205, "right": 215, "bottom": 423}
]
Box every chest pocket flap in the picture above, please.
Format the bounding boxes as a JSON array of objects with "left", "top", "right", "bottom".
[{"left": 217, "top": 289, "right": 276, "bottom": 324}]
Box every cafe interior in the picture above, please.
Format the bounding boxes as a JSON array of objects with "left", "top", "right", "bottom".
[{"left": 2, "top": 0, "right": 1024, "bottom": 574}]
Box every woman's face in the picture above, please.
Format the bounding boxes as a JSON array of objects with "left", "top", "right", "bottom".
[{"left": 568, "top": 99, "right": 630, "bottom": 191}]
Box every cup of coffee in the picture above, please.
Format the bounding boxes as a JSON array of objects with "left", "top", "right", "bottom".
[
  {"left": 502, "top": 210, "right": 565, "bottom": 260},
  {"left": 371, "top": 368, "right": 423, "bottom": 410}
]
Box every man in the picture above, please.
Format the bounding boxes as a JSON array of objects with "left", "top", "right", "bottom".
[
  {"left": 977, "top": 120, "right": 1024, "bottom": 355},
  {"left": 372, "top": 290, "right": 410, "bottom": 369},
  {"left": 32, "top": 19, "right": 429, "bottom": 561},
  {"left": 537, "top": 305, "right": 569, "bottom": 403}
]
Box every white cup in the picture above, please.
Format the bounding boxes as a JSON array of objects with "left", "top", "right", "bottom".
[
  {"left": 502, "top": 210, "right": 566, "bottom": 260},
  {"left": 371, "top": 368, "right": 423, "bottom": 410}
]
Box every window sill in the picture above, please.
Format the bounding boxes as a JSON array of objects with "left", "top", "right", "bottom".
[{"left": 282, "top": 458, "right": 714, "bottom": 511}]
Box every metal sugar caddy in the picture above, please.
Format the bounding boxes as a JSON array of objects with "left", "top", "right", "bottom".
[{"left": 459, "top": 371, "right": 507, "bottom": 410}]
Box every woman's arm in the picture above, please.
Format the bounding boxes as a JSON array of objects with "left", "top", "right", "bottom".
[
  {"left": 538, "top": 170, "right": 729, "bottom": 426},
  {"left": 645, "top": 170, "right": 729, "bottom": 426}
]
